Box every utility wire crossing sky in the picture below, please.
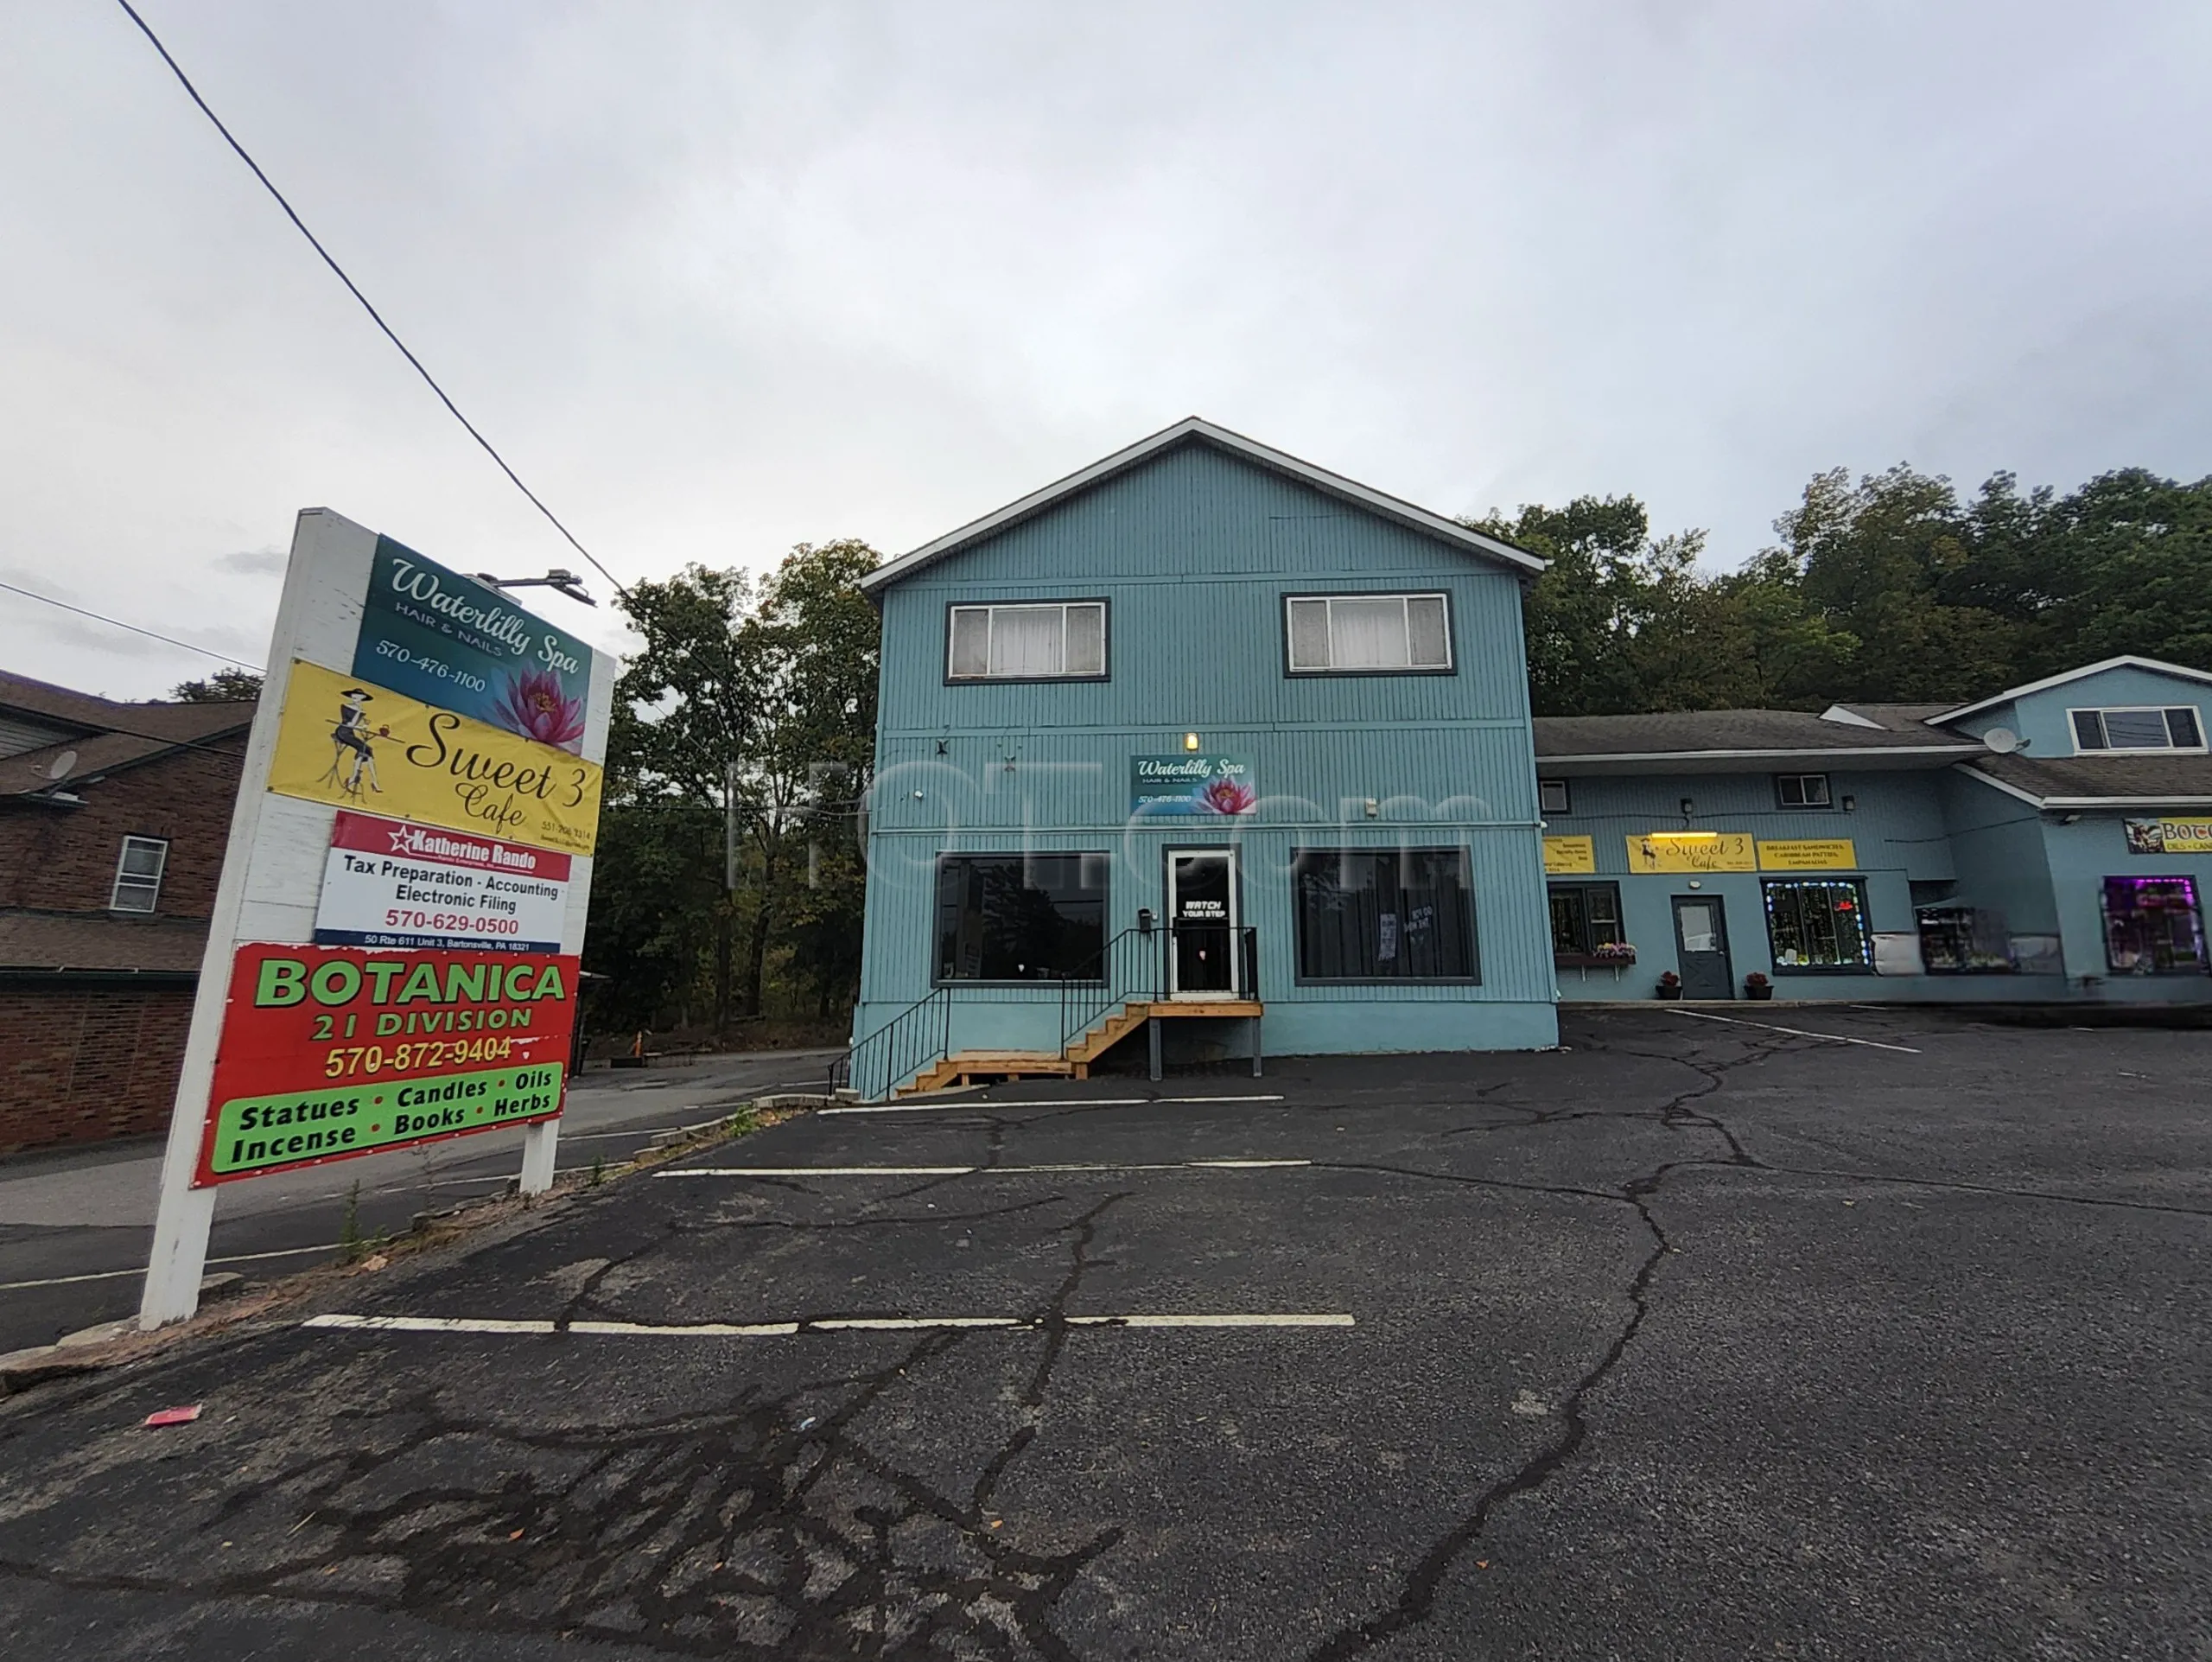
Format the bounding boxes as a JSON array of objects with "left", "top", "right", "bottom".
[{"left": 4, "top": 2, "right": 2209, "bottom": 698}]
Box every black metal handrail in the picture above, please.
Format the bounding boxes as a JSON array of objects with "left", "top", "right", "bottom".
[
  {"left": 835, "top": 922, "right": 1266, "bottom": 1100},
  {"left": 829, "top": 985, "right": 951, "bottom": 1099},
  {"left": 1059, "top": 925, "right": 1167, "bottom": 1054}
]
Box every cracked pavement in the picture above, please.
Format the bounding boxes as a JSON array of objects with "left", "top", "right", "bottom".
[{"left": 0, "top": 1007, "right": 2207, "bottom": 1659}]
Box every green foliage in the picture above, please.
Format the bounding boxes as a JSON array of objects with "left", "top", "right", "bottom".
[
  {"left": 583, "top": 540, "right": 881, "bottom": 1039},
  {"left": 170, "top": 667, "right": 263, "bottom": 703},
  {"left": 1479, "top": 463, "right": 2212, "bottom": 716}
]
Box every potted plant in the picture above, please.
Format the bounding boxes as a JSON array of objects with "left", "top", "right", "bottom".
[
  {"left": 1655, "top": 971, "right": 1682, "bottom": 1001},
  {"left": 1744, "top": 971, "right": 1773, "bottom": 1002}
]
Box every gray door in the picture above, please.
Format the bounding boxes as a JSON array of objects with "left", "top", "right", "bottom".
[{"left": 1671, "top": 895, "right": 1733, "bottom": 1000}]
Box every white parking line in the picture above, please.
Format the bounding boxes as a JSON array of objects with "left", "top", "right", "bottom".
[
  {"left": 655, "top": 1159, "right": 1312, "bottom": 1180},
  {"left": 0, "top": 1242, "right": 342, "bottom": 1294},
  {"left": 821, "top": 1094, "right": 1286, "bottom": 1116},
  {"left": 305, "top": 1310, "right": 1354, "bottom": 1337},
  {"left": 1666, "top": 1008, "right": 1921, "bottom": 1054}
]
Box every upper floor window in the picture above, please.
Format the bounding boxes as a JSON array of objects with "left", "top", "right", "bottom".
[
  {"left": 111, "top": 836, "right": 168, "bottom": 914},
  {"left": 1285, "top": 593, "right": 1452, "bottom": 675},
  {"left": 947, "top": 602, "right": 1106, "bottom": 681},
  {"left": 1538, "top": 779, "right": 1572, "bottom": 816},
  {"left": 1774, "top": 773, "right": 1833, "bottom": 808},
  {"left": 2069, "top": 706, "right": 2204, "bottom": 754}
]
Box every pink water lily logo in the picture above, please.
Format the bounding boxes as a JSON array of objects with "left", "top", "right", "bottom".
[
  {"left": 1200, "top": 777, "right": 1256, "bottom": 815},
  {"left": 493, "top": 669, "right": 587, "bottom": 750}
]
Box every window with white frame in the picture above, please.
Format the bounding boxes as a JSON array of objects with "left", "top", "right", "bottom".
[
  {"left": 2069, "top": 706, "right": 2205, "bottom": 753},
  {"left": 1539, "top": 779, "right": 1571, "bottom": 816},
  {"left": 1774, "top": 773, "right": 1833, "bottom": 808},
  {"left": 946, "top": 602, "right": 1107, "bottom": 681},
  {"left": 111, "top": 836, "right": 168, "bottom": 914},
  {"left": 1284, "top": 593, "right": 1452, "bottom": 674}
]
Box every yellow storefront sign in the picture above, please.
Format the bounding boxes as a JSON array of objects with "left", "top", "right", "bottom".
[
  {"left": 2126, "top": 817, "right": 2212, "bottom": 855},
  {"left": 1757, "top": 838, "right": 1858, "bottom": 871},
  {"left": 1542, "top": 835, "right": 1596, "bottom": 875},
  {"left": 269, "top": 659, "right": 603, "bottom": 855},
  {"left": 1624, "top": 832, "right": 1756, "bottom": 874}
]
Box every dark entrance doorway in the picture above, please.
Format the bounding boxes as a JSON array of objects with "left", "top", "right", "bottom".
[
  {"left": 1671, "top": 895, "right": 1734, "bottom": 1000},
  {"left": 1167, "top": 849, "right": 1236, "bottom": 997}
]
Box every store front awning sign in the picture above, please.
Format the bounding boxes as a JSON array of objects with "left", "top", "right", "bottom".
[
  {"left": 1131, "top": 755, "right": 1256, "bottom": 816},
  {"left": 1625, "top": 832, "right": 1756, "bottom": 873},
  {"left": 1543, "top": 836, "right": 1595, "bottom": 874},
  {"left": 2126, "top": 818, "right": 2212, "bottom": 855}
]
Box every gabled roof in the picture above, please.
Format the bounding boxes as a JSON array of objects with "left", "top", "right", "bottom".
[
  {"left": 1929, "top": 656, "right": 2212, "bottom": 726},
  {"left": 1957, "top": 752, "right": 2212, "bottom": 810},
  {"left": 0, "top": 670, "right": 253, "bottom": 801},
  {"left": 859, "top": 417, "right": 1545, "bottom": 594}
]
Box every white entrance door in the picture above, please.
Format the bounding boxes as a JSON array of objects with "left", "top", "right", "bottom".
[{"left": 1166, "top": 849, "right": 1238, "bottom": 998}]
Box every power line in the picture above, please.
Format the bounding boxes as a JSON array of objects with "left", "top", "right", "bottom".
[
  {"left": 0, "top": 578, "right": 264, "bottom": 672},
  {"left": 112, "top": 0, "right": 630, "bottom": 604}
]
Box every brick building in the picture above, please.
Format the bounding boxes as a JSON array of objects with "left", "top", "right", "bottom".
[{"left": 0, "top": 670, "right": 251, "bottom": 1154}]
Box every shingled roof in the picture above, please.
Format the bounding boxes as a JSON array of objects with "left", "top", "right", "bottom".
[
  {"left": 0, "top": 669, "right": 253, "bottom": 802},
  {"left": 1533, "top": 708, "right": 1980, "bottom": 765}
]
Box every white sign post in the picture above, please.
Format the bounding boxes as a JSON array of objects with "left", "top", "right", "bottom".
[{"left": 139, "top": 509, "right": 615, "bottom": 1328}]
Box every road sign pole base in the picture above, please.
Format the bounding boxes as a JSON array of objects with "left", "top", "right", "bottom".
[
  {"left": 519, "top": 1118, "right": 560, "bottom": 1194},
  {"left": 138, "top": 1182, "right": 214, "bottom": 1331}
]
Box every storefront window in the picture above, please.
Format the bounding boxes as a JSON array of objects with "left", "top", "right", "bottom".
[
  {"left": 1548, "top": 882, "right": 1624, "bottom": 958},
  {"left": 935, "top": 854, "right": 1107, "bottom": 981},
  {"left": 1916, "top": 906, "right": 2016, "bottom": 973},
  {"left": 1294, "top": 848, "right": 1478, "bottom": 980},
  {"left": 2101, "top": 877, "right": 2207, "bottom": 975},
  {"left": 1764, "top": 878, "right": 1874, "bottom": 971}
]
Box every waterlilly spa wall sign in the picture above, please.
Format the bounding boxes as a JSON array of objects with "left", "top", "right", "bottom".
[
  {"left": 1131, "top": 755, "right": 1257, "bottom": 817},
  {"left": 354, "top": 537, "right": 593, "bottom": 754}
]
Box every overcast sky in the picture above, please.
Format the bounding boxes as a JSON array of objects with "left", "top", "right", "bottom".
[{"left": 4, "top": 2, "right": 2209, "bottom": 699}]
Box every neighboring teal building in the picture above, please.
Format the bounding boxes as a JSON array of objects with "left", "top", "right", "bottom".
[
  {"left": 842, "top": 420, "right": 2209, "bottom": 1098},
  {"left": 1535, "top": 661, "right": 2212, "bottom": 1005}
]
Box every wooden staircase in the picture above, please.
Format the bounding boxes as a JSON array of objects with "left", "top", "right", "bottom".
[{"left": 901, "top": 998, "right": 1262, "bottom": 1096}]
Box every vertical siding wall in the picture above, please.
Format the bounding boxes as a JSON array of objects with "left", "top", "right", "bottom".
[
  {"left": 1542, "top": 768, "right": 1962, "bottom": 1002},
  {"left": 855, "top": 443, "right": 1560, "bottom": 1073},
  {"left": 1949, "top": 665, "right": 2212, "bottom": 1002}
]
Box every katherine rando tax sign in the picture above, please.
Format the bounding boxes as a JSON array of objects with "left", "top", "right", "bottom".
[
  {"left": 195, "top": 943, "right": 579, "bottom": 1184},
  {"left": 314, "top": 810, "right": 571, "bottom": 953}
]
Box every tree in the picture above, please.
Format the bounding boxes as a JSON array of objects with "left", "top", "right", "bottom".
[
  {"left": 585, "top": 540, "right": 881, "bottom": 1037},
  {"left": 1768, "top": 465, "right": 2018, "bottom": 703},
  {"left": 170, "top": 668, "right": 263, "bottom": 703}
]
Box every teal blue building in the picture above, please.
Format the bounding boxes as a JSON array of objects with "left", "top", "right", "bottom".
[
  {"left": 844, "top": 419, "right": 1558, "bottom": 1098},
  {"left": 842, "top": 421, "right": 2210, "bottom": 1098}
]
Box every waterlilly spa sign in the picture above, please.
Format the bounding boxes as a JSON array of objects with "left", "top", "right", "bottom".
[
  {"left": 1131, "top": 755, "right": 1257, "bottom": 816},
  {"left": 354, "top": 537, "right": 594, "bottom": 754}
]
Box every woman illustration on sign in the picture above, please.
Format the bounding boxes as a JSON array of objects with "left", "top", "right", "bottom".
[{"left": 323, "top": 686, "right": 388, "bottom": 799}]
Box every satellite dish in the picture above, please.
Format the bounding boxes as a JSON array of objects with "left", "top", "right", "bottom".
[
  {"left": 45, "top": 749, "right": 78, "bottom": 780},
  {"left": 1981, "top": 726, "right": 2022, "bottom": 755}
]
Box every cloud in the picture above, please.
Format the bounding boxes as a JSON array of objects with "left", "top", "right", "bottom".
[
  {"left": 1, "top": 1, "right": 2209, "bottom": 697},
  {"left": 216, "top": 546, "right": 288, "bottom": 576}
]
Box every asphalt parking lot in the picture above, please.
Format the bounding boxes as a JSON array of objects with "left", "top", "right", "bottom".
[
  {"left": 0, "top": 1005, "right": 2206, "bottom": 1660},
  {"left": 0, "top": 1049, "right": 842, "bottom": 1355}
]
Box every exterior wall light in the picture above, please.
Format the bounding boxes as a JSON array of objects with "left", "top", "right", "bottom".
[
  {"left": 1679, "top": 798, "right": 1694, "bottom": 819},
  {"left": 1183, "top": 732, "right": 1201, "bottom": 751}
]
